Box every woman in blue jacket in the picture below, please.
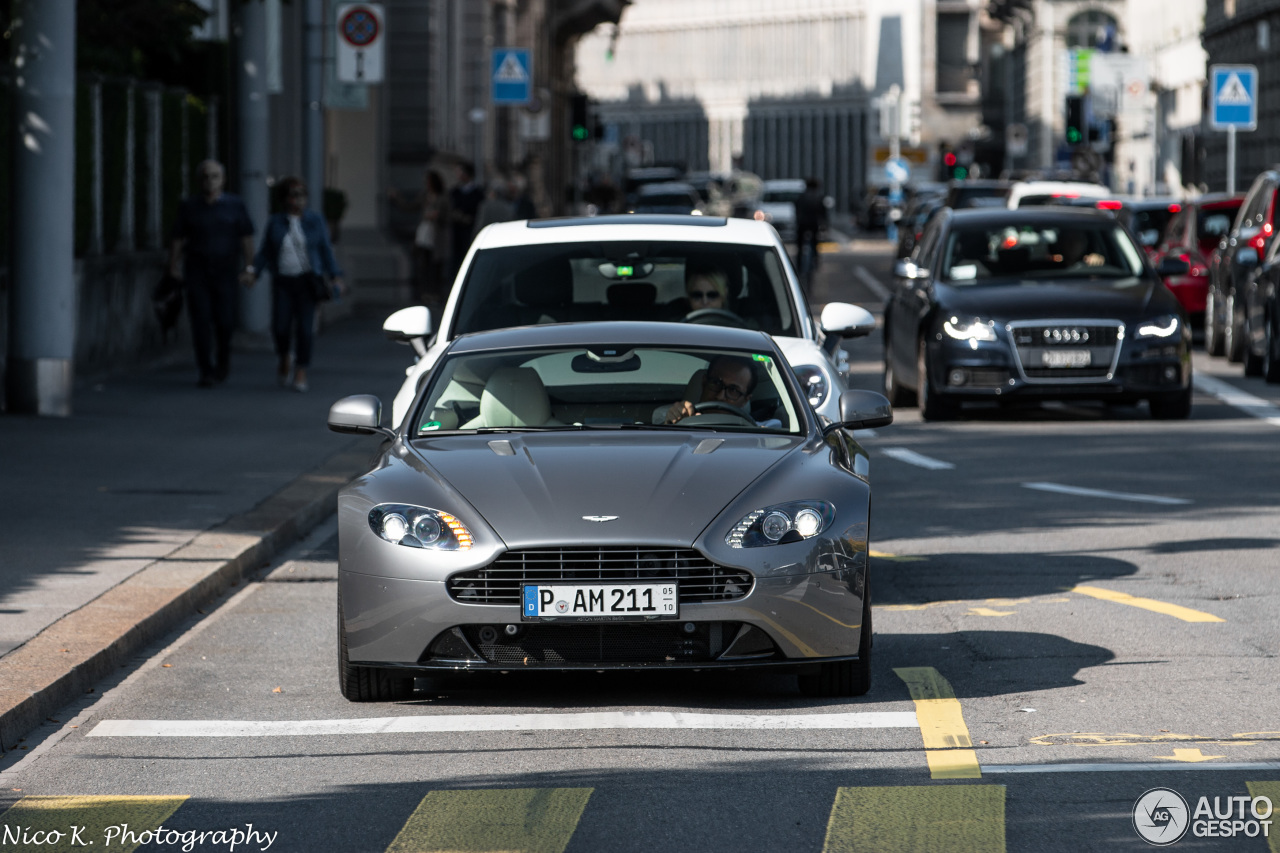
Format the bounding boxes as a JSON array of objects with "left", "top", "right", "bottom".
[{"left": 252, "top": 177, "right": 345, "bottom": 392}]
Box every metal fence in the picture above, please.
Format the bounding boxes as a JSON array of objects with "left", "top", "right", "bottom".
[{"left": 0, "top": 75, "right": 218, "bottom": 269}]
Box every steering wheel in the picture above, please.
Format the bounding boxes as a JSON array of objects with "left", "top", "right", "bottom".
[
  {"left": 680, "top": 400, "right": 755, "bottom": 424},
  {"left": 683, "top": 307, "right": 748, "bottom": 328}
]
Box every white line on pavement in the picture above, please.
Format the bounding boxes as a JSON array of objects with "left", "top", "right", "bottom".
[
  {"left": 88, "top": 711, "right": 921, "bottom": 738},
  {"left": 1193, "top": 374, "right": 1280, "bottom": 427},
  {"left": 1021, "top": 482, "right": 1191, "bottom": 506},
  {"left": 984, "top": 761, "right": 1280, "bottom": 774},
  {"left": 854, "top": 265, "right": 890, "bottom": 301},
  {"left": 882, "top": 447, "right": 956, "bottom": 470}
]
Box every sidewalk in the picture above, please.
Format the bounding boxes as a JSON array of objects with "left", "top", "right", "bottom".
[{"left": 0, "top": 300, "right": 414, "bottom": 751}]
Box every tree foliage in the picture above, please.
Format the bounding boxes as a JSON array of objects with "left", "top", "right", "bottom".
[{"left": 2, "top": 0, "right": 211, "bottom": 83}]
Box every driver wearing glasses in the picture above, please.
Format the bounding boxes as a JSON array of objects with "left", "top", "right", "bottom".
[{"left": 660, "top": 355, "right": 758, "bottom": 424}]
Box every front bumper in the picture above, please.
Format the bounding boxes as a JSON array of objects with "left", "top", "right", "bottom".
[
  {"left": 339, "top": 563, "right": 867, "bottom": 673},
  {"left": 926, "top": 321, "right": 1190, "bottom": 404}
]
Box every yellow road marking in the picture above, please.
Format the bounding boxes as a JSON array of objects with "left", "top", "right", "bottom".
[
  {"left": 0, "top": 796, "right": 188, "bottom": 853},
  {"left": 881, "top": 597, "right": 1069, "bottom": 613},
  {"left": 895, "top": 667, "right": 981, "bottom": 779},
  {"left": 1071, "top": 585, "right": 1224, "bottom": 623},
  {"left": 1033, "top": 732, "right": 1280, "bottom": 747},
  {"left": 1246, "top": 783, "right": 1280, "bottom": 853},
  {"left": 385, "top": 788, "right": 591, "bottom": 853},
  {"left": 823, "top": 785, "right": 1006, "bottom": 853},
  {"left": 1155, "top": 748, "right": 1225, "bottom": 762},
  {"left": 869, "top": 550, "right": 927, "bottom": 562},
  {"left": 966, "top": 608, "right": 1015, "bottom": 617}
]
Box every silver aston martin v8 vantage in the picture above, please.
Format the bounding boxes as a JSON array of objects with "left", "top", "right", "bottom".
[{"left": 328, "top": 322, "right": 892, "bottom": 701}]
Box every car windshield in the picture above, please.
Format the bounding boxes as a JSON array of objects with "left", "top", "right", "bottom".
[
  {"left": 452, "top": 241, "right": 799, "bottom": 337},
  {"left": 413, "top": 345, "right": 804, "bottom": 436},
  {"left": 1198, "top": 206, "right": 1240, "bottom": 241},
  {"left": 941, "top": 221, "right": 1147, "bottom": 284}
]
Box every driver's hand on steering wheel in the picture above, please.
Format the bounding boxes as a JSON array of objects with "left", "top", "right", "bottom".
[{"left": 664, "top": 400, "right": 697, "bottom": 424}]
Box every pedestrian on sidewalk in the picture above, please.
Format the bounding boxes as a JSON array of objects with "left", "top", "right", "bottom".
[
  {"left": 389, "top": 168, "right": 450, "bottom": 308},
  {"left": 168, "top": 160, "right": 256, "bottom": 387},
  {"left": 448, "top": 162, "right": 485, "bottom": 283},
  {"left": 251, "top": 176, "right": 345, "bottom": 393}
]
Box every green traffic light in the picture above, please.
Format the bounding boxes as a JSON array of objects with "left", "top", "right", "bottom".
[
  {"left": 572, "top": 125, "right": 589, "bottom": 141},
  {"left": 1067, "top": 128, "right": 1082, "bottom": 143},
  {"left": 952, "top": 166, "right": 968, "bottom": 180}
]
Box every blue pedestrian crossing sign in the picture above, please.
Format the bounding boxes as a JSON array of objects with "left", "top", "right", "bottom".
[
  {"left": 491, "top": 48, "right": 532, "bottom": 106},
  {"left": 1210, "top": 64, "right": 1257, "bottom": 131}
]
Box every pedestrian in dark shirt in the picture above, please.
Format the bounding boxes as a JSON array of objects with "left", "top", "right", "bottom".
[
  {"left": 448, "top": 162, "right": 485, "bottom": 282},
  {"left": 168, "top": 160, "right": 256, "bottom": 387},
  {"left": 794, "top": 176, "right": 828, "bottom": 286},
  {"left": 251, "top": 177, "right": 345, "bottom": 393}
]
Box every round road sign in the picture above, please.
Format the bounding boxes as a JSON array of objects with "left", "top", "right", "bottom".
[{"left": 340, "top": 7, "right": 379, "bottom": 48}]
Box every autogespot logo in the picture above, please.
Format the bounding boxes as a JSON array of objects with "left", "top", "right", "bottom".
[{"left": 1133, "top": 788, "right": 1190, "bottom": 846}]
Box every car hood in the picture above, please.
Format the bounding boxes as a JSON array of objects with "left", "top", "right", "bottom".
[
  {"left": 407, "top": 431, "right": 803, "bottom": 547},
  {"left": 939, "top": 278, "right": 1157, "bottom": 321}
]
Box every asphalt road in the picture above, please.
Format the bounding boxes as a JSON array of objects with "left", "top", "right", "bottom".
[{"left": 2, "top": 240, "right": 1279, "bottom": 852}]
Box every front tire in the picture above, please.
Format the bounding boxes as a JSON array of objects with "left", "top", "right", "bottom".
[
  {"left": 917, "top": 338, "right": 958, "bottom": 421},
  {"left": 338, "top": 588, "right": 414, "bottom": 702},
  {"left": 799, "top": 583, "right": 872, "bottom": 698},
  {"left": 1225, "top": 292, "right": 1245, "bottom": 363},
  {"left": 883, "top": 343, "right": 916, "bottom": 407},
  {"left": 1265, "top": 313, "right": 1280, "bottom": 383},
  {"left": 1205, "top": 289, "right": 1224, "bottom": 356}
]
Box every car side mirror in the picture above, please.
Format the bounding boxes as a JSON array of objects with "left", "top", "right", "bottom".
[
  {"left": 383, "top": 305, "right": 433, "bottom": 343},
  {"left": 1156, "top": 256, "right": 1191, "bottom": 277},
  {"left": 328, "top": 394, "right": 394, "bottom": 438},
  {"left": 831, "top": 389, "right": 893, "bottom": 432},
  {"left": 820, "top": 302, "right": 877, "bottom": 339}
]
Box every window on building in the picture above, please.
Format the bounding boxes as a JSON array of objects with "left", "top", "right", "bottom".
[
  {"left": 1066, "top": 10, "right": 1118, "bottom": 49},
  {"left": 937, "top": 12, "right": 971, "bottom": 94}
]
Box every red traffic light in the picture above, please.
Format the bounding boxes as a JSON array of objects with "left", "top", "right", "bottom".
[{"left": 943, "top": 152, "right": 957, "bottom": 167}]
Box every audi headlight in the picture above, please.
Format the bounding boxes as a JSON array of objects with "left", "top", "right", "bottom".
[
  {"left": 1135, "top": 315, "right": 1180, "bottom": 339},
  {"left": 726, "top": 500, "right": 835, "bottom": 548},
  {"left": 942, "top": 316, "right": 998, "bottom": 342},
  {"left": 792, "top": 365, "right": 829, "bottom": 408},
  {"left": 369, "top": 504, "right": 473, "bottom": 550}
]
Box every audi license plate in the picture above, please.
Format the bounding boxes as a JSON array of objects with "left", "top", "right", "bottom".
[
  {"left": 1042, "top": 349, "right": 1091, "bottom": 368},
  {"left": 521, "top": 583, "right": 678, "bottom": 621}
]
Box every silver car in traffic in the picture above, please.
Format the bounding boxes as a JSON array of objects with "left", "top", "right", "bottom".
[{"left": 329, "top": 322, "right": 891, "bottom": 701}]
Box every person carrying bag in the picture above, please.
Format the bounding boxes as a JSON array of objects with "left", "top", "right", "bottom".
[{"left": 251, "top": 176, "right": 345, "bottom": 392}]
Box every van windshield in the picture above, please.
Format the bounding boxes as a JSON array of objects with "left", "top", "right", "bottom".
[{"left": 451, "top": 241, "right": 799, "bottom": 338}]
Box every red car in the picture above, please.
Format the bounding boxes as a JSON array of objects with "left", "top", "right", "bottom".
[{"left": 1152, "top": 194, "right": 1244, "bottom": 332}]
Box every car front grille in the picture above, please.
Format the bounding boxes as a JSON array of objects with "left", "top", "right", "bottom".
[
  {"left": 447, "top": 547, "right": 754, "bottom": 606},
  {"left": 1010, "top": 321, "right": 1122, "bottom": 382},
  {"left": 462, "top": 621, "right": 742, "bottom": 664}
]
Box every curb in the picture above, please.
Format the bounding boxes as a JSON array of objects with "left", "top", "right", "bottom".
[{"left": 0, "top": 444, "right": 373, "bottom": 752}]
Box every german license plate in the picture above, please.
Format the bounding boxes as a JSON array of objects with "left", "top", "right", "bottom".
[
  {"left": 521, "top": 583, "right": 678, "bottom": 621},
  {"left": 1042, "top": 349, "right": 1091, "bottom": 368}
]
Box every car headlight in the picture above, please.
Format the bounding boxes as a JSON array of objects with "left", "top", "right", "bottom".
[
  {"left": 726, "top": 500, "right": 835, "bottom": 548},
  {"left": 368, "top": 504, "right": 473, "bottom": 550},
  {"left": 1135, "top": 315, "right": 1180, "bottom": 339},
  {"left": 942, "top": 316, "right": 998, "bottom": 342},
  {"left": 792, "top": 365, "right": 829, "bottom": 408}
]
